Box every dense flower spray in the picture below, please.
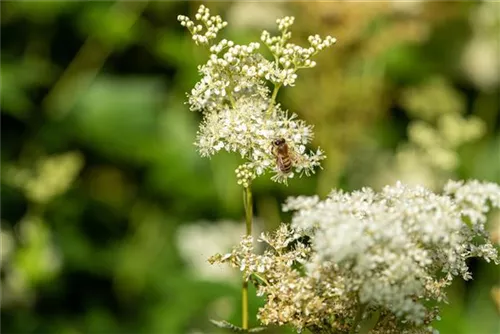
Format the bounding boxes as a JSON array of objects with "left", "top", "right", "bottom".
[
  {"left": 178, "top": 5, "right": 337, "bottom": 332},
  {"left": 178, "top": 5, "right": 335, "bottom": 185},
  {"left": 178, "top": 5, "right": 500, "bottom": 334},
  {"left": 211, "top": 180, "right": 500, "bottom": 333}
]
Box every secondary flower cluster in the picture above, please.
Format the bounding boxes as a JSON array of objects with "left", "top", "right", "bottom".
[
  {"left": 403, "top": 78, "right": 485, "bottom": 172},
  {"left": 210, "top": 180, "right": 500, "bottom": 333},
  {"left": 178, "top": 5, "right": 227, "bottom": 45},
  {"left": 178, "top": 5, "right": 335, "bottom": 185}
]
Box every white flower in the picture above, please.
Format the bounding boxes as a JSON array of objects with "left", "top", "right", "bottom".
[
  {"left": 178, "top": 5, "right": 227, "bottom": 46},
  {"left": 461, "top": 1, "right": 500, "bottom": 90},
  {"left": 179, "top": 6, "right": 335, "bottom": 185},
  {"left": 283, "top": 180, "right": 500, "bottom": 325},
  {"left": 177, "top": 219, "right": 263, "bottom": 283},
  {"left": 209, "top": 181, "right": 498, "bottom": 331},
  {"left": 196, "top": 96, "right": 325, "bottom": 184},
  {"left": 462, "top": 36, "right": 500, "bottom": 90}
]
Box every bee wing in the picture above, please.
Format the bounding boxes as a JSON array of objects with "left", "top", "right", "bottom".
[
  {"left": 275, "top": 154, "right": 285, "bottom": 170},
  {"left": 289, "top": 148, "right": 302, "bottom": 164}
]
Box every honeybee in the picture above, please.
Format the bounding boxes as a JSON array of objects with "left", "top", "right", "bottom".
[{"left": 271, "top": 138, "right": 295, "bottom": 174}]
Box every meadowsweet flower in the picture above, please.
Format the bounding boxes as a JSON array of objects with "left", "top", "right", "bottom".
[
  {"left": 178, "top": 5, "right": 335, "bottom": 185},
  {"left": 177, "top": 220, "right": 248, "bottom": 283},
  {"left": 461, "top": 1, "right": 500, "bottom": 90},
  {"left": 177, "top": 5, "right": 227, "bottom": 46},
  {"left": 211, "top": 180, "right": 500, "bottom": 333},
  {"left": 177, "top": 218, "right": 267, "bottom": 283},
  {"left": 3, "top": 151, "right": 84, "bottom": 204},
  {"left": 197, "top": 96, "right": 325, "bottom": 185},
  {"left": 372, "top": 78, "right": 486, "bottom": 190}
]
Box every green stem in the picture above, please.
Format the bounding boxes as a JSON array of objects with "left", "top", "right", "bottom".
[
  {"left": 243, "top": 186, "right": 253, "bottom": 235},
  {"left": 242, "top": 186, "right": 253, "bottom": 330},
  {"left": 228, "top": 91, "right": 236, "bottom": 109},
  {"left": 242, "top": 279, "right": 249, "bottom": 330},
  {"left": 266, "top": 83, "right": 282, "bottom": 115},
  {"left": 252, "top": 272, "right": 270, "bottom": 286},
  {"left": 358, "top": 310, "right": 381, "bottom": 334}
]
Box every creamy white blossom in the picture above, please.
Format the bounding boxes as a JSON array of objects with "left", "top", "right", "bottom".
[
  {"left": 177, "top": 5, "right": 227, "bottom": 45},
  {"left": 212, "top": 180, "right": 500, "bottom": 333},
  {"left": 178, "top": 5, "right": 335, "bottom": 185},
  {"left": 197, "top": 96, "right": 325, "bottom": 185},
  {"left": 177, "top": 220, "right": 264, "bottom": 283},
  {"left": 461, "top": 1, "right": 500, "bottom": 90}
]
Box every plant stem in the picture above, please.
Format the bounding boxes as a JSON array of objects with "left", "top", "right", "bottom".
[
  {"left": 243, "top": 186, "right": 253, "bottom": 235},
  {"left": 242, "top": 279, "right": 249, "bottom": 330},
  {"left": 229, "top": 93, "right": 236, "bottom": 109},
  {"left": 265, "top": 83, "right": 282, "bottom": 115},
  {"left": 242, "top": 185, "right": 253, "bottom": 330}
]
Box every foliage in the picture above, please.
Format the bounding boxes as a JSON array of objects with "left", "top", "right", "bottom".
[{"left": 1, "top": 2, "right": 499, "bottom": 334}]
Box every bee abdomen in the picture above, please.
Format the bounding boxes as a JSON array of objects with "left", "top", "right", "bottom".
[{"left": 280, "top": 157, "right": 293, "bottom": 173}]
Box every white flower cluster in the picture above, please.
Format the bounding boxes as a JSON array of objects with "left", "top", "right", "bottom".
[
  {"left": 3, "top": 151, "right": 84, "bottom": 204},
  {"left": 375, "top": 78, "right": 487, "bottom": 191},
  {"left": 177, "top": 220, "right": 247, "bottom": 283},
  {"left": 461, "top": 1, "right": 500, "bottom": 90},
  {"left": 178, "top": 6, "right": 335, "bottom": 185},
  {"left": 259, "top": 18, "right": 336, "bottom": 86},
  {"left": 285, "top": 180, "right": 500, "bottom": 326},
  {"left": 197, "top": 96, "right": 325, "bottom": 185},
  {"left": 177, "top": 5, "right": 227, "bottom": 45},
  {"left": 187, "top": 40, "right": 267, "bottom": 112},
  {"left": 212, "top": 180, "right": 500, "bottom": 332}
]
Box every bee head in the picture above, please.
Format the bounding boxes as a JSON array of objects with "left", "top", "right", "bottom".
[{"left": 273, "top": 138, "right": 286, "bottom": 146}]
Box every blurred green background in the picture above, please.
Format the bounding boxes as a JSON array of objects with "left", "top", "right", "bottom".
[{"left": 1, "top": 1, "right": 499, "bottom": 334}]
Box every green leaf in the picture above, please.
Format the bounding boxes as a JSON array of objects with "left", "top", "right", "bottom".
[
  {"left": 1, "top": 57, "right": 58, "bottom": 119},
  {"left": 68, "top": 75, "right": 166, "bottom": 164},
  {"left": 210, "top": 320, "right": 266, "bottom": 333},
  {"left": 358, "top": 310, "right": 381, "bottom": 334},
  {"left": 3, "top": 1, "right": 78, "bottom": 24}
]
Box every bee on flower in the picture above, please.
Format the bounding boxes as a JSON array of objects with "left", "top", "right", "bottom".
[{"left": 178, "top": 5, "right": 334, "bottom": 186}]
